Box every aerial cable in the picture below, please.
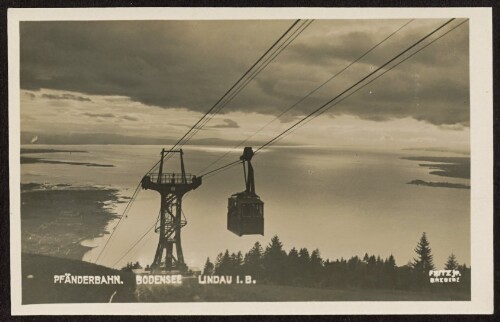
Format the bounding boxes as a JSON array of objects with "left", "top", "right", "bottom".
[
  {"left": 204, "top": 161, "right": 243, "bottom": 180},
  {"left": 111, "top": 219, "right": 158, "bottom": 268},
  {"left": 94, "top": 183, "right": 142, "bottom": 264},
  {"left": 199, "top": 159, "right": 243, "bottom": 178},
  {"left": 95, "top": 21, "right": 304, "bottom": 264},
  {"left": 96, "top": 149, "right": 185, "bottom": 264},
  {"left": 111, "top": 193, "right": 196, "bottom": 268},
  {"left": 254, "top": 18, "right": 456, "bottom": 154},
  {"left": 199, "top": 18, "right": 459, "bottom": 179},
  {"left": 165, "top": 19, "right": 315, "bottom": 164},
  {"left": 212, "top": 19, "right": 314, "bottom": 117},
  {"left": 113, "top": 229, "right": 157, "bottom": 269},
  {"left": 177, "top": 20, "right": 313, "bottom": 148},
  {"left": 197, "top": 19, "right": 413, "bottom": 175},
  {"left": 109, "top": 18, "right": 466, "bottom": 266},
  {"left": 150, "top": 19, "right": 304, "bottom": 170},
  {"left": 112, "top": 209, "right": 161, "bottom": 268},
  {"left": 273, "top": 19, "right": 470, "bottom": 146},
  {"left": 153, "top": 209, "right": 162, "bottom": 232}
]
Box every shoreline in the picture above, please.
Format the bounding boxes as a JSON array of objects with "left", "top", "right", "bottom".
[{"left": 21, "top": 183, "right": 122, "bottom": 261}]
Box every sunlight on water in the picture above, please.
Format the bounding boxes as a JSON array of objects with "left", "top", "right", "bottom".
[{"left": 21, "top": 144, "right": 470, "bottom": 271}]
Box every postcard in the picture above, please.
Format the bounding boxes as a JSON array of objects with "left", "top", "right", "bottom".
[{"left": 8, "top": 7, "right": 493, "bottom": 315}]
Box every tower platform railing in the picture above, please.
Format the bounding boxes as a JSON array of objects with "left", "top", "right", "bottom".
[{"left": 147, "top": 173, "right": 196, "bottom": 184}]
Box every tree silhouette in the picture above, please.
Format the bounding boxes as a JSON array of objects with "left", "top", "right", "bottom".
[
  {"left": 263, "top": 235, "right": 287, "bottom": 284},
  {"left": 214, "top": 250, "right": 232, "bottom": 275},
  {"left": 387, "top": 254, "right": 396, "bottom": 268},
  {"left": 411, "top": 232, "right": 435, "bottom": 273},
  {"left": 230, "top": 251, "right": 243, "bottom": 274},
  {"left": 244, "top": 242, "right": 264, "bottom": 279},
  {"left": 288, "top": 247, "right": 300, "bottom": 266},
  {"left": 444, "top": 253, "right": 458, "bottom": 270},
  {"left": 383, "top": 254, "right": 397, "bottom": 289},
  {"left": 205, "top": 234, "right": 470, "bottom": 294},
  {"left": 410, "top": 232, "right": 435, "bottom": 290},
  {"left": 203, "top": 257, "right": 214, "bottom": 275},
  {"left": 310, "top": 249, "right": 324, "bottom": 285},
  {"left": 286, "top": 247, "right": 301, "bottom": 283},
  {"left": 310, "top": 249, "right": 323, "bottom": 267}
]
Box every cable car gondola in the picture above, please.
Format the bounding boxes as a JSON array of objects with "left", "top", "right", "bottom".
[{"left": 227, "top": 147, "right": 264, "bottom": 236}]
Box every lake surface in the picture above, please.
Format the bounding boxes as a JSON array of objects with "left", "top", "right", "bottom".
[{"left": 20, "top": 144, "right": 470, "bottom": 270}]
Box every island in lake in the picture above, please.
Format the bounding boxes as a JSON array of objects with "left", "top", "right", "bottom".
[{"left": 402, "top": 156, "right": 470, "bottom": 190}]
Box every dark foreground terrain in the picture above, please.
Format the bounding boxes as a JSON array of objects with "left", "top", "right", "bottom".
[
  {"left": 21, "top": 254, "right": 470, "bottom": 304},
  {"left": 22, "top": 253, "right": 136, "bottom": 304},
  {"left": 136, "top": 279, "right": 469, "bottom": 302}
]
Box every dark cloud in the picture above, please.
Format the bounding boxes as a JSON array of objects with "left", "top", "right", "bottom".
[
  {"left": 208, "top": 119, "right": 240, "bottom": 129},
  {"left": 20, "top": 19, "right": 469, "bottom": 126},
  {"left": 41, "top": 93, "right": 92, "bottom": 102},
  {"left": 323, "top": 69, "right": 470, "bottom": 126},
  {"left": 83, "top": 112, "right": 114, "bottom": 118},
  {"left": 288, "top": 31, "right": 381, "bottom": 65}
]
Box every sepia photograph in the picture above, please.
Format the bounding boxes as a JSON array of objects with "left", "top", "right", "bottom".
[{"left": 8, "top": 7, "right": 493, "bottom": 315}]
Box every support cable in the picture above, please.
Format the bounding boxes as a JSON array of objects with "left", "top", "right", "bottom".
[
  {"left": 266, "top": 19, "right": 470, "bottom": 148},
  {"left": 199, "top": 160, "right": 243, "bottom": 178},
  {"left": 196, "top": 19, "right": 413, "bottom": 175},
  {"left": 151, "top": 19, "right": 304, "bottom": 169},
  {"left": 94, "top": 20, "right": 303, "bottom": 264},
  {"left": 204, "top": 161, "right": 243, "bottom": 180},
  {"left": 254, "top": 18, "right": 456, "bottom": 154},
  {"left": 108, "top": 18, "right": 466, "bottom": 265},
  {"left": 178, "top": 20, "right": 315, "bottom": 153},
  {"left": 94, "top": 183, "right": 142, "bottom": 264},
  {"left": 112, "top": 210, "right": 161, "bottom": 268},
  {"left": 111, "top": 220, "right": 158, "bottom": 268},
  {"left": 198, "top": 18, "right": 461, "bottom": 179}
]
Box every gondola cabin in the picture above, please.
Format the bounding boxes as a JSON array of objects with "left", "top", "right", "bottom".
[
  {"left": 227, "top": 192, "right": 264, "bottom": 236},
  {"left": 227, "top": 147, "right": 265, "bottom": 236}
]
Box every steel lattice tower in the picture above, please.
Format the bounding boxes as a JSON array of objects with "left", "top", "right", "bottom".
[{"left": 141, "top": 149, "right": 201, "bottom": 272}]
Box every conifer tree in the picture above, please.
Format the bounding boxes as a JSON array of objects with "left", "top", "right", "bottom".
[
  {"left": 288, "top": 247, "right": 299, "bottom": 261},
  {"left": 203, "top": 257, "right": 214, "bottom": 275},
  {"left": 310, "top": 249, "right": 324, "bottom": 284},
  {"left": 411, "top": 232, "right": 435, "bottom": 273},
  {"left": 386, "top": 254, "right": 396, "bottom": 268},
  {"left": 444, "top": 253, "right": 459, "bottom": 270},
  {"left": 213, "top": 252, "right": 223, "bottom": 274},
  {"left": 214, "top": 250, "right": 231, "bottom": 274},
  {"left": 222, "top": 250, "right": 231, "bottom": 273},
  {"left": 244, "top": 242, "right": 264, "bottom": 278},
  {"left": 298, "top": 248, "right": 310, "bottom": 264},
  {"left": 263, "top": 235, "right": 287, "bottom": 283},
  {"left": 286, "top": 247, "right": 300, "bottom": 283},
  {"left": 384, "top": 254, "right": 397, "bottom": 289},
  {"left": 310, "top": 249, "right": 323, "bottom": 265},
  {"left": 297, "top": 247, "right": 311, "bottom": 282}
]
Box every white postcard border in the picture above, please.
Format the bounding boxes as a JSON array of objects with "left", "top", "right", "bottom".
[{"left": 8, "top": 7, "right": 493, "bottom": 315}]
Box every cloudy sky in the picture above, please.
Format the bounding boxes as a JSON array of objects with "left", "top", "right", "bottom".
[
  {"left": 20, "top": 19, "right": 469, "bottom": 151},
  {"left": 19, "top": 18, "right": 472, "bottom": 270}
]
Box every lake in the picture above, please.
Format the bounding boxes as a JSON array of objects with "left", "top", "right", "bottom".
[{"left": 20, "top": 144, "right": 470, "bottom": 271}]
